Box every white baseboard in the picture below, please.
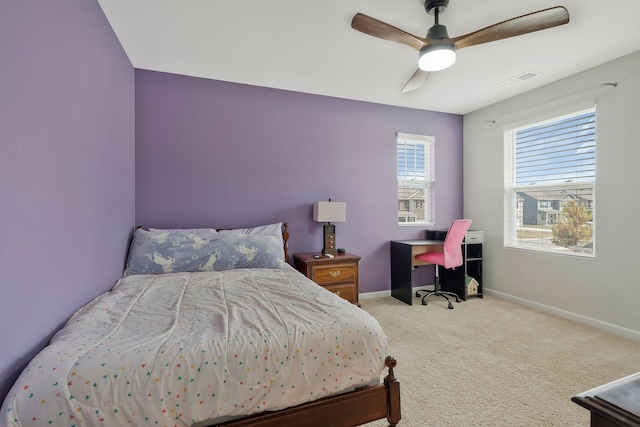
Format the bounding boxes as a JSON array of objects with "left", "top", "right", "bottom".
[
  {"left": 359, "top": 290, "right": 390, "bottom": 300},
  {"left": 485, "top": 289, "right": 640, "bottom": 341},
  {"left": 359, "top": 286, "right": 434, "bottom": 301}
]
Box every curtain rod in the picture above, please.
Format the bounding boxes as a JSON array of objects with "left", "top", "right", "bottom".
[{"left": 486, "top": 82, "right": 618, "bottom": 124}]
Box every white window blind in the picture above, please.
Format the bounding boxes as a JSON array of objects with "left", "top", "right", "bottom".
[
  {"left": 397, "top": 133, "right": 435, "bottom": 225},
  {"left": 504, "top": 107, "right": 596, "bottom": 256}
]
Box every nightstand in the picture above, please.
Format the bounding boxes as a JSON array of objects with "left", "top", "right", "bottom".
[{"left": 293, "top": 253, "right": 361, "bottom": 306}]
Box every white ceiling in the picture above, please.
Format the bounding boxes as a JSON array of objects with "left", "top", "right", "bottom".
[{"left": 97, "top": 0, "right": 640, "bottom": 115}]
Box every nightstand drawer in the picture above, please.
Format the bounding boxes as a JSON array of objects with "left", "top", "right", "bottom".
[
  {"left": 312, "top": 264, "right": 356, "bottom": 285},
  {"left": 321, "top": 283, "right": 357, "bottom": 303},
  {"left": 293, "top": 252, "right": 361, "bottom": 306}
]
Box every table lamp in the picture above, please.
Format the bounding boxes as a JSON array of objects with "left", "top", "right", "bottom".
[{"left": 313, "top": 200, "right": 346, "bottom": 255}]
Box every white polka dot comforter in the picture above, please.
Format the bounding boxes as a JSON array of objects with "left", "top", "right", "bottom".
[{"left": 2, "top": 265, "right": 388, "bottom": 426}]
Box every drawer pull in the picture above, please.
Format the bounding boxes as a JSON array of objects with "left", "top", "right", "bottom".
[{"left": 329, "top": 270, "right": 341, "bottom": 279}]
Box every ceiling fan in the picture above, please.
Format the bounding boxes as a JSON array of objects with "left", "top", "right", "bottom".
[{"left": 351, "top": 0, "right": 570, "bottom": 93}]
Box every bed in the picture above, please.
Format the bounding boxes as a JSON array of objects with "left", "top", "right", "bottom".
[{"left": 1, "top": 223, "right": 400, "bottom": 426}]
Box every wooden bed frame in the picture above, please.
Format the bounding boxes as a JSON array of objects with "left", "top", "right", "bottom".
[{"left": 212, "top": 356, "right": 400, "bottom": 427}]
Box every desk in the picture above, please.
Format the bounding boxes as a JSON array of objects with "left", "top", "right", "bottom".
[
  {"left": 390, "top": 240, "right": 443, "bottom": 305},
  {"left": 572, "top": 372, "right": 640, "bottom": 426}
]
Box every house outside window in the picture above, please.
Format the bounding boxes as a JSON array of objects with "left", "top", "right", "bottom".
[
  {"left": 504, "top": 104, "right": 596, "bottom": 256},
  {"left": 397, "top": 133, "right": 435, "bottom": 225}
]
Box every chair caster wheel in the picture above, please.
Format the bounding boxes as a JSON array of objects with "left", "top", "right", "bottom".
[
  {"left": 448, "top": 303, "right": 454, "bottom": 309},
  {"left": 415, "top": 292, "right": 421, "bottom": 297},
  {"left": 422, "top": 300, "right": 428, "bottom": 306},
  {"left": 456, "top": 299, "right": 461, "bottom": 303}
]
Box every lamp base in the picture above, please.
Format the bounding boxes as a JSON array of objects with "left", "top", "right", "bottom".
[{"left": 322, "top": 223, "right": 337, "bottom": 255}]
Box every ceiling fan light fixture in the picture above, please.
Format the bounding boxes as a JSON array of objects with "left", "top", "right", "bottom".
[{"left": 418, "top": 44, "right": 456, "bottom": 71}]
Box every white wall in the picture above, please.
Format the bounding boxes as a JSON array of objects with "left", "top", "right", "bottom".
[{"left": 464, "top": 51, "right": 640, "bottom": 339}]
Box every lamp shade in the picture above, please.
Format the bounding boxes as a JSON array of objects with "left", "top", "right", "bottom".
[{"left": 313, "top": 201, "right": 346, "bottom": 223}]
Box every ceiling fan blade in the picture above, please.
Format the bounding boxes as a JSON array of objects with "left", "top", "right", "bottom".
[
  {"left": 452, "top": 6, "right": 569, "bottom": 50},
  {"left": 351, "top": 13, "right": 428, "bottom": 51},
  {"left": 402, "top": 69, "right": 431, "bottom": 93}
]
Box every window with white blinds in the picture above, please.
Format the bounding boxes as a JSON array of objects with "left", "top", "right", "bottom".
[
  {"left": 397, "top": 133, "right": 435, "bottom": 225},
  {"left": 504, "top": 106, "right": 596, "bottom": 256}
]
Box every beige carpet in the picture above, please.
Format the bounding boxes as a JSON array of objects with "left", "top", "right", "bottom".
[{"left": 360, "top": 294, "right": 640, "bottom": 427}]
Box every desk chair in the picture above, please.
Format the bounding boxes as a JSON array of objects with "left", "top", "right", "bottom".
[{"left": 415, "top": 219, "right": 472, "bottom": 309}]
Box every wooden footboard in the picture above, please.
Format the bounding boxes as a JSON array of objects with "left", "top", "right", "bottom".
[{"left": 212, "top": 356, "right": 401, "bottom": 427}]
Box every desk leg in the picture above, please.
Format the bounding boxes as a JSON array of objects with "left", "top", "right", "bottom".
[{"left": 390, "top": 242, "right": 413, "bottom": 305}]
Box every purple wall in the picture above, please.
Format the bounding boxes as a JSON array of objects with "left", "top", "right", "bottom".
[
  {"left": 135, "top": 71, "right": 463, "bottom": 293},
  {"left": 0, "top": 0, "right": 135, "bottom": 401}
]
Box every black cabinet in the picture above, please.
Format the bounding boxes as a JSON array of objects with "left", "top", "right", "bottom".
[{"left": 425, "top": 229, "right": 484, "bottom": 301}]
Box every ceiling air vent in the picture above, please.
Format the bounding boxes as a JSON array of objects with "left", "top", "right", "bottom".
[{"left": 498, "top": 70, "right": 541, "bottom": 87}]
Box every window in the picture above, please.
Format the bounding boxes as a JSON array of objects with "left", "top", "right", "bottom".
[
  {"left": 504, "top": 105, "right": 596, "bottom": 256},
  {"left": 397, "top": 133, "right": 435, "bottom": 225}
]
